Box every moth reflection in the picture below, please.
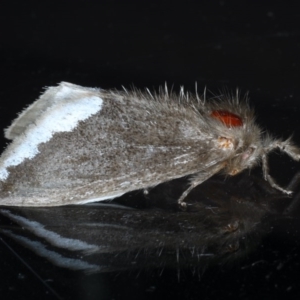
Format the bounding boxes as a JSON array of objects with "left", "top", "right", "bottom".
[{"left": 0, "top": 173, "right": 299, "bottom": 274}]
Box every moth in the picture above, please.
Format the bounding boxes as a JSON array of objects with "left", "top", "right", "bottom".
[{"left": 0, "top": 82, "right": 299, "bottom": 207}]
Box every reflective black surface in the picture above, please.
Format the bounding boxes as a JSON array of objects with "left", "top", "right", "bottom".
[{"left": 1, "top": 1, "right": 300, "bottom": 299}]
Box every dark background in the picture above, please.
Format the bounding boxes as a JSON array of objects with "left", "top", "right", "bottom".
[{"left": 1, "top": 0, "right": 300, "bottom": 299}]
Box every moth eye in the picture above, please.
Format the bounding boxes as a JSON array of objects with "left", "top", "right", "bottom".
[{"left": 210, "top": 110, "right": 243, "bottom": 127}]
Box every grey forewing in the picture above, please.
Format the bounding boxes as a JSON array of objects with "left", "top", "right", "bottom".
[{"left": 0, "top": 92, "right": 231, "bottom": 204}]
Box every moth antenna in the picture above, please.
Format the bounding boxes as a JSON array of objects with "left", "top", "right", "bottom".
[
  {"left": 122, "top": 86, "right": 129, "bottom": 95},
  {"left": 146, "top": 88, "right": 154, "bottom": 100}
]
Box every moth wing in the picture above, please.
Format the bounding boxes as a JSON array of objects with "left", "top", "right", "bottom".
[{"left": 0, "top": 83, "right": 234, "bottom": 206}]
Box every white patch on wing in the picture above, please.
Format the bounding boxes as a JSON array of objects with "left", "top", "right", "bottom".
[
  {"left": 0, "top": 83, "right": 103, "bottom": 180},
  {"left": 0, "top": 209, "right": 99, "bottom": 251}
]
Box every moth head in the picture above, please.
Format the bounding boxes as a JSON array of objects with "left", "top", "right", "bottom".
[{"left": 209, "top": 107, "right": 263, "bottom": 176}]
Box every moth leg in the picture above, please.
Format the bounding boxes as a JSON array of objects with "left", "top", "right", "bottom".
[
  {"left": 262, "top": 153, "right": 292, "bottom": 194},
  {"left": 262, "top": 137, "right": 300, "bottom": 195},
  {"left": 265, "top": 137, "right": 300, "bottom": 161},
  {"left": 178, "top": 182, "right": 200, "bottom": 207},
  {"left": 178, "top": 165, "right": 224, "bottom": 207}
]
